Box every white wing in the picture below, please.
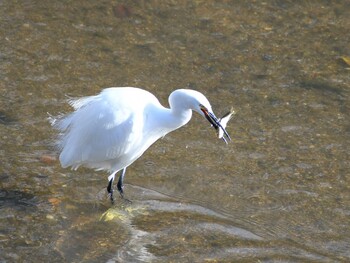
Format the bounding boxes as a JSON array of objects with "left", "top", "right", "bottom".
[{"left": 54, "top": 88, "right": 158, "bottom": 171}]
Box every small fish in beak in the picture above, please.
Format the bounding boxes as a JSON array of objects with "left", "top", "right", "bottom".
[
  {"left": 216, "top": 107, "right": 235, "bottom": 144},
  {"left": 200, "top": 106, "right": 232, "bottom": 144}
]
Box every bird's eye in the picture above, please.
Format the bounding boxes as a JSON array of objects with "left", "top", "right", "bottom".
[{"left": 199, "top": 104, "right": 207, "bottom": 112}]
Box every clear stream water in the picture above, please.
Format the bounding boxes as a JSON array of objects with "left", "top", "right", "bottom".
[{"left": 0, "top": 1, "right": 349, "bottom": 262}]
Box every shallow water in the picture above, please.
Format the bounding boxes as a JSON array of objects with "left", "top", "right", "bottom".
[{"left": 1, "top": 0, "right": 349, "bottom": 262}]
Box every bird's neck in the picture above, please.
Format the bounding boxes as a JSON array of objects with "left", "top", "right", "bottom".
[
  {"left": 150, "top": 105, "right": 192, "bottom": 137},
  {"left": 167, "top": 107, "right": 193, "bottom": 131}
]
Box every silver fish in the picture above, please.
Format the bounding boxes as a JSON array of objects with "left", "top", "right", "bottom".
[{"left": 216, "top": 107, "right": 235, "bottom": 144}]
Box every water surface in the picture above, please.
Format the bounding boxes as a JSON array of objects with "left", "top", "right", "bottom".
[{"left": 0, "top": 0, "right": 349, "bottom": 262}]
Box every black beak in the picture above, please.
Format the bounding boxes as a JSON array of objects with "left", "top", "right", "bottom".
[{"left": 201, "top": 109, "right": 231, "bottom": 143}]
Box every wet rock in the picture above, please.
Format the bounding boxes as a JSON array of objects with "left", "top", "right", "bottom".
[{"left": 113, "top": 4, "right": 132, "bottom": 18}]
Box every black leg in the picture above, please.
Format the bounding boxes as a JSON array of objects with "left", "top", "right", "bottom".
[
  {"left": 107, "top": 169, "right": 130, "bottom": 204},
  {"left": 117, "top": 168, "right": 126, "bottom": 198},
  {"left": 107, "top": 176, "right": 115, "bottom": 203},
  {"left": 117, "top": 168, "right": 131, "bottom": 203}
]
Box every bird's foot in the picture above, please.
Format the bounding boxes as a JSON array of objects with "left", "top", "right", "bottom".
[
  {"left": 117, "top": 185, "right": 132, "bottom": 204},
  {"left": 121, "top": 195, "right": 132, "bottom": 204},
  {"left": 107, "top": 191, "right": 115, "bottom": 204}
]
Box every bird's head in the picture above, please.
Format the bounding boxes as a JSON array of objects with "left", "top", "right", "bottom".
[{"left": 169, "top": 89, "right": 231, "bottom": 143}]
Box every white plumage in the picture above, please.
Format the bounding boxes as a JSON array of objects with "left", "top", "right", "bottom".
[{"left": 52, "top": 87, "right": 231, "bottom": 202}]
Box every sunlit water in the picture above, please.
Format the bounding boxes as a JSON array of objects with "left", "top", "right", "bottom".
[{"left": 1, "top": 1, "right": 349, "bottom": 262}]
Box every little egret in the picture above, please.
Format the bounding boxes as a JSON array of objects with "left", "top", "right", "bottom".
[{"left": 51, "top": 87, "right": 231, "bottom": 202}]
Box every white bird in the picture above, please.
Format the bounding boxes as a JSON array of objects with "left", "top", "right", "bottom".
[{"left": 51, "top": 87, "right": 231, "bottom": 202}]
